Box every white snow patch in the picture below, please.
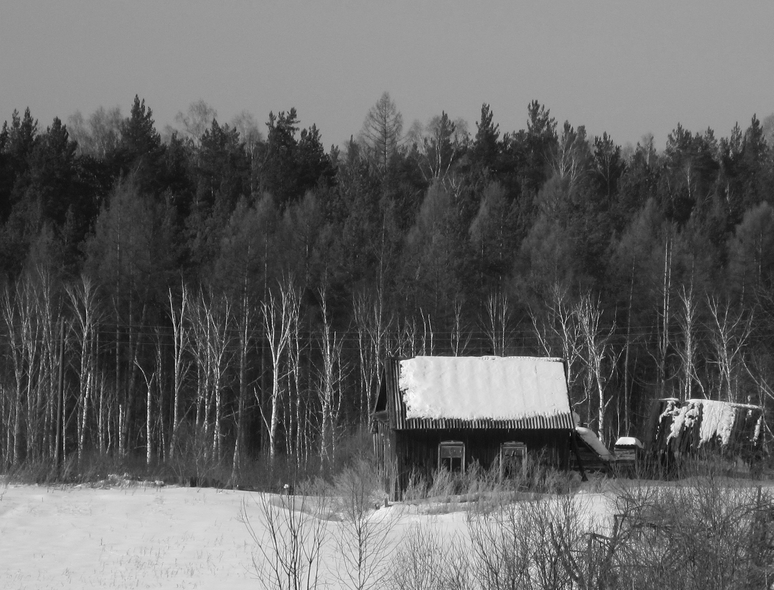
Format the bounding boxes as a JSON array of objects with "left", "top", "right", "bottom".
[
  {"left": 399, "top": 356, "right": 570, "bottom": 421},
  {"left": 576, "top": 427, "right": 614, "bottom": 461},
  {"left": 695, "top": 399, "right": 737, "bottom": 446},
  {"left": 753, "top": 411, "right": 762, "bottom": 443},
  {"left": 667, "top": 402, "right": 700, "bottom": 444},
  {"left": 614, "top": 437, "right": 643, "bottom": 448},
  {"left": 666, "top": 399, "right": 762, "bottom": 448}
]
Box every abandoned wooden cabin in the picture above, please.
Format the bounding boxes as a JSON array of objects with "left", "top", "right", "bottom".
[
  {"left": 644, "top": 397, "right": 764, "bottom": 466},
  {"left": 371, "top": 355, "right": 579, "bottom": 498}
]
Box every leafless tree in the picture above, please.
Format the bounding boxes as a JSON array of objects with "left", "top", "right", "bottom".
[
  {"left": 551, "top": 121, "right": 589, "bottom": 194},
  {"left": 332, "top": 459, "right": 397, "bottom": 590},
  {"left": 232, "top": 280, "right": 256, "bottom": 485},
  {"left": 66, "top": 275, "right": 101, "bottom": 464},
  {"left": 575, "top": 293, "right": 617, "bottom": 445},
  {"left": 529, "top": 283, "right": 583, "bottom": 405},
  {"left": 167, "top": 284, "right": 191, "bottom": 461},
  {"left": 706, "top": 296, "right": 752, "bottom": 402},
  {"left": 317, "top": 285, "right": 345, "bottom": 468},
  {"left": 206, "top": 294, "right": 232, "bottom": 461},
  {"left": 450, "top": 296, "right": 471, "bottom": 356},
  {"left": 68, "top": 106, "right": 122, "bottom": 158},
  {"left": 414, "top": 113, "right": 468, "bottom": 185},
  {"left": 482, "top": 290, "right": 511, "bottom": 356},
  {"left": 134, "top": 354, "right": 155, "bottom": 467},
  {"left": 3, "top": 277, "right": 41, "bottom": 465},
  {"left": 467, "top": 501, "right": 534, "bottom": 590},
  {"left": 189, "top": 289, "right": 232, "bottom": 462},
  {"left": 231, "top": 110, "right": 263, "bottom": 156},
  {"left": 391, "top": 524, "right": 452, "bottom": 590},
  {"left": 285, "top": 289, "right": 306, "bottom": 462},
  {"left": 260, "top": 279, "right": 299, "bottom": 462},
  {"left": 612, "top": 478, "right": 774, "bottom": 589},
  {"left": 353, "top": 289, "right": 390, "bottom": 427},
  {"left": 28, "top": 266, "right": 62, "bottom": 461},
  {"left": 655, "top": 233, "right": 673, "bottom": 397},
  {"left": 419, "top": 308, "right": 435, "bottom": 356},
  {"left": 173, "top": 99, "right": 217, "bottom": 145},
  {"left": 675, "top": 282, "right": 704, "bottom": 401},
  {"left": 241, "top": 491, "right": 329, "bottom": 590}
]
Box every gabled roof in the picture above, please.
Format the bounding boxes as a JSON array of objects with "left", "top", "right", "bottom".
[{"left": 374, "top": 356, "right": 575, "bottom": 430}]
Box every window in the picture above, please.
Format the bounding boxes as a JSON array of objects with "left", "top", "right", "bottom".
[
  {"left": 438, "top": 441, "right": 465, "bottom": 473},
  {"left": 500, "top": 441, "right": 527, "bottom": 479}
]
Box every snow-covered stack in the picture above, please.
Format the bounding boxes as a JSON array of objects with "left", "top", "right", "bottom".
[{"left": 656, "top": 398, "right": 763, "bottom": 456}]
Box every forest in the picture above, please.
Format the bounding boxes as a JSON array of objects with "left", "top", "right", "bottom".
[{"left": 1, "top": 92, "right": 773, "bottom": 481}]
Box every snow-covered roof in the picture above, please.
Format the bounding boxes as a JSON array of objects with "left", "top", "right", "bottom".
[
  {"left": 614, "top": 436, "right": 643, "bottom": 448},
  {"left": 576, "top": 426, "right": 614, "bottom": 461},
  {"left": 398, "top": 356, "right": 571, "bottom": 423}
]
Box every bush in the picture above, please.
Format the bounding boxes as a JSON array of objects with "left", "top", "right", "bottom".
[
  {"left": 402, "top": 468, "right": 429, "bottom": 503},
  {"left": 390, "top": 524, "right": 470, "bottom": 590},
  {"left": 241, "top": 490, "right": 329, "bottom": 590},
  {"left": 331, "top": 458, "right": 396, "bottom": 590},
  {"left": 611, "top": 477, "right": 774, "bottom": 590}
]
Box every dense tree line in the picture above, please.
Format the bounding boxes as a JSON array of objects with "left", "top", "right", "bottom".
[{"left": 1, "top": 92, "right": 773, "bottom": 476}]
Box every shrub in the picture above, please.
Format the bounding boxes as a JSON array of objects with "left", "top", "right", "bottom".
[
  {"left": 331, "top": 458, "right": 396, "bottom": 590},
  {"left": 611, "top": 477, "right": 774, "bottom": 590},
  {"left": 241, "top": 489, "right": 330, "bottom": 590},
  {"left": 390, "top": 524, "right": 470, "bottom": 590}
]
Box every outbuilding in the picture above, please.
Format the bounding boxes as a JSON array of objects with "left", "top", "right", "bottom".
[
  {"left": 371, "top": 355, "right": 583, "bottom": 499},
  {"left": 644, "top": 397, "right": 764, "bottom": 472}
]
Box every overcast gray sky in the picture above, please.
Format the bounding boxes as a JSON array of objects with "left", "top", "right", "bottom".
[{"left": 2, "top": 1, "right": 772, "bottom": 149}]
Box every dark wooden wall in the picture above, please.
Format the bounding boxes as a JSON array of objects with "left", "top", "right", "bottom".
[{"left": 373, "top": 425, "right": 572, "bottom": 498}]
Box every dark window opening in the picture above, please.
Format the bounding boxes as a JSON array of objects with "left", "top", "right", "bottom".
[
  {"left": 438, "top": 441, "right": 465, "bottom": 473},
  {"left": 500, "top": 441, "right": 527, "bottom": 479}
]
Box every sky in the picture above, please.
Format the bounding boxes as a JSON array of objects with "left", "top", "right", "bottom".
[{"left": 2, "top": 1, "right": 773, "bottom": 150}]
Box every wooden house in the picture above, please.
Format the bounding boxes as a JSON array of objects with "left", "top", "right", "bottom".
[{"left": 371, "top": 356, "right": 580, "bottom": 498}]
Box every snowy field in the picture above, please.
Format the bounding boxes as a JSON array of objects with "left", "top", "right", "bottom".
[
  {"left": 0, "top": 477, "right": 769, "bottom": 589},
  {"left": 0, "top": 480, "right": 481, "bottom": 590}
]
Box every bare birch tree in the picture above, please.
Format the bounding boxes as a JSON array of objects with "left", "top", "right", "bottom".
[
  {"left": 231, "top": 281, "right": 256, "bottom": 484},
  {"left": 655, "top": 233, "right": 673, "bottom": 397},
  {"left": 707, "top": 296, "right": 753, "bottom": 402},
  {"left": 260, "top": 280, "right": 298, "bottom": 463},
  {"left": 675, "top": 282, "right": 704, "bottom": 401},
  {"left": 575, "top": 293, "right": 617, "bottom": 445},
  {"left": 332, "top": 460, "right": 396, "bottom": 590},
  {"left": 482, "top": 290, "right": 511, "bottom": 356},
  {"left": 18, "top": 277, "right": 42, "bottom": 462},
  {"left": 189, "top": 289, "right": 232, "bottom": 462},
  {"left": 449, "top": 297, "right": 470, "bottom": 356},
  {"left": 353, "top": 289, "right": 390, "bottom": 427},
  {"left": 419, "top": 309, "right": 435, "bottom": 356},
  {"left": 167, "top": 284, "right": 191, "bottom": 460},
  {"left": 135, "top": 356, "right": 155, "bottom": 466},
  {"left": 3, "top": 277, "right": 37, "bottom": 465},
  {"left": 317, "top": 285, "right": 345, "bottom": 468},
  {"left": 529, "top": 283, "right": 583, "bottom": 405},
  {"left": 205, "top": 293, "right": 232, "bottom": 462},
  {"left": 32, "top": 266, "right": 62, "bottom": 461},
  {"left": 66, "top": 275, "right": 101, "bottom": 465},
  {"left": 285, "top": 291, "right": 304, "bottom": 462}
]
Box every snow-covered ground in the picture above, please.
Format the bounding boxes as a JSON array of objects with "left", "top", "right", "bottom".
[
  {"left": 0, "top": 479, "right": 474, "bottom": 590},
  {"left": 0, "top": 482, "right": 259, "bottom": 589},
  {"left": 0, "top": 477, "right": 768, "bottom": 589}
]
